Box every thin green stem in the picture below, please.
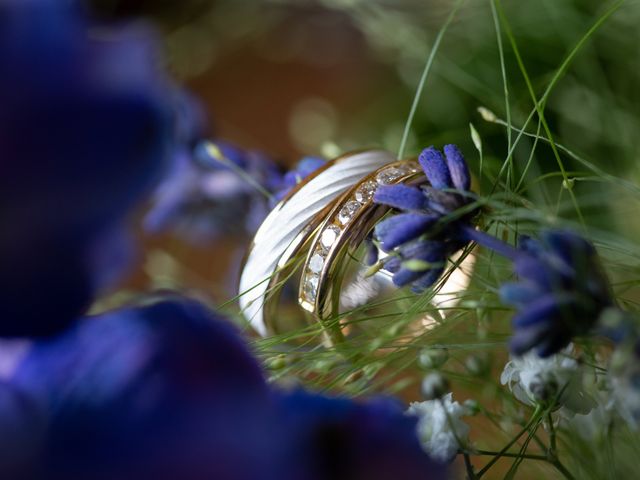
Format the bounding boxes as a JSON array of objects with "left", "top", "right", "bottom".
[
  {"left": 486, "top": 0, "right": 625, "bottom": 196},
  {"left": 473, "top": 450, "right": 548, "bottom": 461},
  {"left": 397, "top": 0, "right": 466, "bottom": 159},
  {"left": 463, "top": 452, "right": 477, "bottom": 479},
  {"left": 459, "top": 224, "right": 520, "bottom": 261},
  {"left": 480, "top": 111, "right": 640, "bottom": 197},
  {"left": 504, "top": 417, "right": 541, "bottom": 478},
  {"left": 514, "top": 119, "right": 542, "bottom": 193},
  {"left": 495, "top": 0, "right": 585, "bottom": 226},
  {"left": 474, "top": 449, "right": 576, "bottom": 479},
  {"left": 476, "top": 405, "right": 543, "bottom": 478},
  {"left": 551, "top": 459, "right": 577, "bottom": 480},
  {"left": 548, "top": 413, "right": 557, "bottom": 454},
  {"left": 489, "top": 0, "right": 513, "bottom": 189}
]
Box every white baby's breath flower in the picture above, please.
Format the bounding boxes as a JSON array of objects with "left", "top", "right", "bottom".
[
  {"left": 609, "top": 347, "right": 640, "bottom": 429},
  {"left": 421, "top": 372, "right": 449, "bottom": 400},
  {"left": 500, "top": 345, "right": 595, "bottom": 414},
  {"left": 562, "top": 402, "right": 611, "bottom": 440},
  {"left": 406, "top": 393, "right": 470, "bottom": 462}
]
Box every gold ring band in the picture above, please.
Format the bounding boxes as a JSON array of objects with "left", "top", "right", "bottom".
[
  {"left": 297, "top": 159, "right": 426, "bottom": 339},
  {"left": 238, "top": 149, "right": 395, "bottom": 335}
]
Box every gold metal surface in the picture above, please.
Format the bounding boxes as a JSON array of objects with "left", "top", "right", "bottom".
[
  {"left": 297, "top": 159, "right": 427, "bottom": 336},
  {"left": 238, "top": 149, "right": 395, "bottom": 335}
]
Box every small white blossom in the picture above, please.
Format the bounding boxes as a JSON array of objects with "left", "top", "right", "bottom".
[
  {"left": 500, "top": 346, "right": 595, "bottom": 414},
  {"left": 421, "top": 372, "right": 449, "bottom": 400},
  {"left": 563, "top": 402, "right": 611, "bottom": 440},
  {"left": 406, "top": 393, "right": 470, "bottom": 462},
  {"left": 609, "top": 349, "right": 640, "bottom": 429},
  {"left": 417, "top": 347, "right": 449, "bottom": 370}
]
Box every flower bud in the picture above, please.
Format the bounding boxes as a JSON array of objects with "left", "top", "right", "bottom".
[
  {"left": 266, "top": 354, "right": 287, "bottom": 371},
  {"left": 417, "top": 347, "right": 449, "bottom": 370},
  {"left": 465, "top": 353, "right": 490, "bottom": 377},
  {"left": 463, "top": 399, "right": 480, "bottom": 415},
  {"left": 528, "top": 373, "right": 559, "bottom": 405},
  {"left": 421, "top": 373, "right": 450, "bottom": 400}
]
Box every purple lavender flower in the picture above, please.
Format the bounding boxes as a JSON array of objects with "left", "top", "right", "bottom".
[
  {"left": 499, "top": 230, "right": 613, "bottom": 357},
  {"left": 0, "top": 0, "right": 175, "bottom": 336},
  {"left": 145, "top": 138, "right": 284, "bottom": 243},
  {"left": 373, "top": 145, "right": 474, "bottom": 292},
  {"left": 7, "top": 296, "right": 445, "bottom": 479}
]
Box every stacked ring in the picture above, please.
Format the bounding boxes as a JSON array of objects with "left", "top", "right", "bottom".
[
  {"left": 298, "top": 159, "right": 424, "bottom": 322},
  {"left": 238, "top": 149, "right": 395, "bottom": 336},
  {"left": 239, "top": 150, "right": 475, "bottom": 343}
]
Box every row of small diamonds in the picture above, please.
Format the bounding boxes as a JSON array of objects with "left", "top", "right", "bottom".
[{"left": 300, "top": 161, "right": 421, "bottom": 306}]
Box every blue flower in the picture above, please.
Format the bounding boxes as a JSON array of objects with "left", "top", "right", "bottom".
[
  {"left": 373, "top": 145, "right": 474, "bottom": 292},
  {"left": 277, "top": 390, "right": 447, "bottom": 480},
  {"left": 6, "top": 297, "right": 445, "bottom": 479},
  {"left": 12, "top": 298, "right": 285, "bottom": 479},
  {"left": 0, "top": 1, "right": 176, "bottom": 336},
  {"left": 500, "top": 230, "right": 613, "bottom": 357},
  {"left": 145, "top": 138, "right": 284, "bottom": 243}
]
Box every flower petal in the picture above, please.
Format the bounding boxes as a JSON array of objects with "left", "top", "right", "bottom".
[
  {"left": 374, "top": 185, "right": 428, "bottom": 211},
  {"left": 535, "top": 331, "right": 572, "bottom": 358},
  {"left": 410, "top": 267, "right": 445, "bottom": 293},
  {"left": 365, "top": 240, "right": 379, "bottom": 266},
  {"left": 542, "top": 229, "right": 600, "bottom": 282},
  {"left": 511, "top": 294, "right": 559, "bottom": 328},
  {"left": 383, "top": 255, "right": 401, "bottom": 273},
  {"left": 421, "top": 186, "right": 464, "bottom": 214},
  {"left": 517, "top": 235, "right": 542, "bottom": 255},
  {"left": 392, "top": 241, "right": 445, "bottom": 286},
  {"left": 295, "top": 156, "right": 326, "bottom": 178},
  {"left": 499, "top": 282, "right": 542, "bottom": 307},
  {"left": 443, "top": 144, "right": 470, "bottom": 191},
  {"left": 418, "top": 147, "right": 452, "bottom": 190},
  {"left": 542, "top": 229, "right": 595, "bottom": 261},
  {"left": 374, "top": 213, "right": 438, "bottom": 251},
  {"left": 509, "top": 323, "right": 550, "bottom": 356},
  {"left": 513, "top": 255, "right": 558, "bottom": 289}
]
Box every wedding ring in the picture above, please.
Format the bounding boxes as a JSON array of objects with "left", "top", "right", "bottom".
[
  {"left": 298, "top": 159, "right": 425, "bottom": 327},
  {"left": 238, "top": 149, "right": 395, "bottom": 336}
]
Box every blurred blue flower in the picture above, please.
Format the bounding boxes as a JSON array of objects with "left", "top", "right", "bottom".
[
  {"left": 0, "top": 0, "right": 176, "bottom": 336},
  {"left": 278, "top": 390, "right": 447, "bottom": 480},
  {"left": 145, "top": 138, "right": 284, "bottom": 243},
  {"left": 500, "top": 230, "right": 613, "bottom": 357},
  {"left": 12, "top": 298, "right": 285, "bottom": 480},
  {"left": 0, "top": 381, "right": 43, "bottom": 478},
  {"left": 373, "top": 145, "right": 474, "bottom": 292},
  {"left": 6, "top": 296, "right": 443, "bottom": 479}
]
